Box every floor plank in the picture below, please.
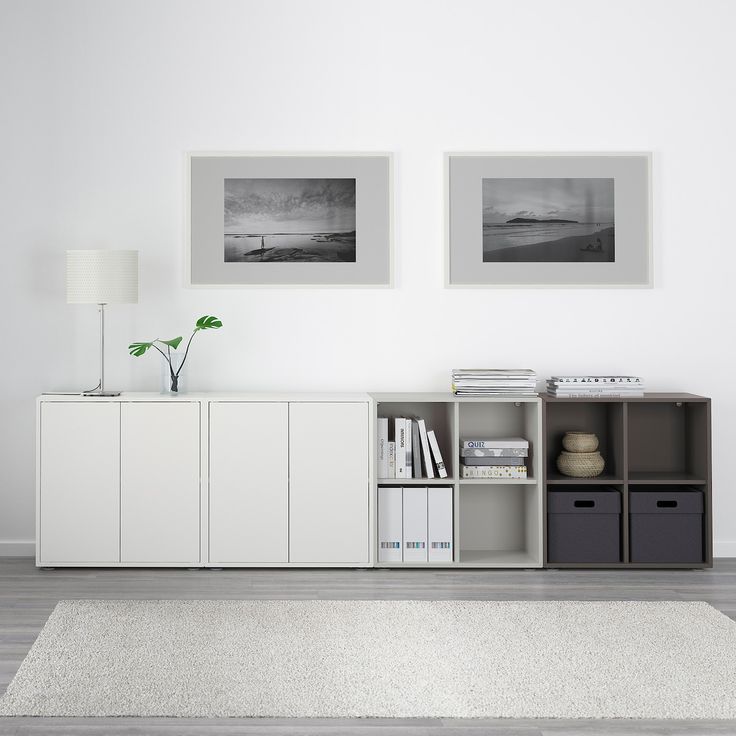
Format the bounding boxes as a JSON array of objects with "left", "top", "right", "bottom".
[{"left": 1, "top": 558, "right": 735, "bottom": 734}]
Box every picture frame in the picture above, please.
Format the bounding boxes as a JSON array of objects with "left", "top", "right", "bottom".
[
  {"left": 186, "top": 152, "right": 393, "bottom": 287},
  {"left": 445, "top": 152, "right": 652, "bottom": 288}
]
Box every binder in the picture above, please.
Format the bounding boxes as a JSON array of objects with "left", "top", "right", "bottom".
[
  {"left": 378, "top": 486, "right": 403, "bottom": 562},
  {"left": 428, "top": 486, "right": 453, "bottom": 562},
  {"left": 402, "top": 486, "right": 428, "bottom": 562},
  {"left": 377, "top": 417, "right": 389, "bottom": 478}
]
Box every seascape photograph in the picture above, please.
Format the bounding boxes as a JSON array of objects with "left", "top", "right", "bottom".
[
  {"left": 482, "top": 178, "right": 615, "bottom": 262},
  {"left": 224, "top": 178, "right": 356, "bottom": 262}
]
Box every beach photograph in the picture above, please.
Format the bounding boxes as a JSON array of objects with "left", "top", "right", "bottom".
[
  {"left": 224, "top": 178, "right": 356, "bottom": 262},
  {"left": 482, "top": 178, "right": 615, "bottom": 262}
]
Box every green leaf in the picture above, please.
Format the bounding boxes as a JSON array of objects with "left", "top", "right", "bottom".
[
  {"left": 159, "top": 337, "right": 183, "bottom": 350},
  {"left": 128, "top": 342, "right": 153, "bottom": 357},
  {"left": 194, "top": 315, "right": 223, "bottom": 331}
]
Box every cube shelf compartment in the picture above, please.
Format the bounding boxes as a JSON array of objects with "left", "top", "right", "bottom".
[
  {"left": 372, "top": 393, "right": 543, "bottom": 568},
  {"left": 542, "top": 393, "right": 712, "bottom": 569},
  {"left": 458, "top": 483, "right": 541, "bottom": 567}
]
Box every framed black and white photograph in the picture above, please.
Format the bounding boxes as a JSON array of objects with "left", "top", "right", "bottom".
[
  {"left": 446, "top": 153, "right": 651, "bottom": 287},
  {"left": 187, "top": 153, "right": 392, "bottom": 286}
]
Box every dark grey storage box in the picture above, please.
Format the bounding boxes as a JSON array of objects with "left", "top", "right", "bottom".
[
  {"left": 548, "top": 490, "right": 621, "bottom": 563},
  {"left": 629, "top": 489, "right": 704, "bottom": 563}
]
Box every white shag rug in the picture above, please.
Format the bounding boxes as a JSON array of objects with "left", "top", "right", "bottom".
[{"left": 1, "top": 600, "right": 736, "bottom": 719}]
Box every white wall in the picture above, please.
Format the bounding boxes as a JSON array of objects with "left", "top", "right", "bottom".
[{"left": 1, "top": 0, "right": 735, "bottom": 555}]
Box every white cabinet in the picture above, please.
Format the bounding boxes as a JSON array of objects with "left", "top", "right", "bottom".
[
  {"left": 37, "top": 394, "right": 371, "bottom": 568},
  {"left": 209, "top": 402, "right": 288, "bottom": 563},
  {"left": 38, "top": 402, "right": 120, "bottom": 564},
  {"left": 289, "top": 402, "right": 369, "bottom": 564},
  {"left": 120, "top": 402, "right": 200, "bottom": 564}
]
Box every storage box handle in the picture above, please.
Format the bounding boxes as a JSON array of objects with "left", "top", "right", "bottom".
[
  {"left": 574, "top": 500, "right": 595, "bottom": 508},
  {"left": 657, "top": 500, "right": 678, "bottom": 508}
]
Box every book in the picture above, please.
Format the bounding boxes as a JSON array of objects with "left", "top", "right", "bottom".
[
  {"left": 395, "top": 418, "right": 407, "bottom": 479},
  {"left": 549, "top": 375, "right": 644, "bottom": 385},
  {"left": 417, "top": 418, "right": 435, "bottom": 478},
  {"left": 461, "top": 447, "right": 528, "bottom": 458},
  {"left": 405, "top": 417, "right": 413, "bottom": 478},
  {"left": 548, "top": 391, "right": 645, "bottom": 398},
  {"left": 427, "top": 430, "right": 448, "bottom": 478},
  {"left": 411, "top": 419, "right": 422, "bottom": 478},
  {"left": 387, "top": 441, "right": 396, "bottom": 478},
  {"left": 462, "top": 456, "right": 526, "bottom": 466},
  {"left": 462, "top": 438, "right": 529, "bottom": 449},
  {"left": 428, "top": 486, "right": 453, "bottom": 563},
  {"left": 378, "top": 486, "right": 402, "bottom": 562},
  {"left": 377, "top": 417, "right": 389, "bottom": 478},
  {"left": 461, "top": 465, "right": 528, "bottom": 479}
]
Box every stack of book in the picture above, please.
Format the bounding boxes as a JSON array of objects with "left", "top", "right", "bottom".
[
  {"left": 547, "top": 376, "right": 645, "bottom": 398},
  {"left": 460, "top": 438, "right": 529, "bottom": 478},
  {"left": 452, "top": 369, "right": 537, "bottom": 396},
  {"left": 377, "top": 417, "right": 448, "bottom": 479}
]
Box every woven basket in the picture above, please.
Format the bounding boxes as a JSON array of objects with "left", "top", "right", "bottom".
[
  {"left": 562, "top": 431, "right": 599, "bottom": 453},
  {"left": 557, "top": 450, "right": 605, "bottom": 478}
]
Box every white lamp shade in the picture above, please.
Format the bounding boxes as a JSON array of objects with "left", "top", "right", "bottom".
[{"left": 66, "top": 249, "right": 139, "bottom": 304}]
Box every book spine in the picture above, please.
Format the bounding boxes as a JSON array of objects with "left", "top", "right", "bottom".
[
  {"left": 550, "top": 391, "right": 645, "bottom": 398},
  {"left": 417, "top": 419, "right": 435, "bottom": 479},
  {"left": 411, "top": 419, "right": 422, "bottom": 478},
  {"left": 462, "top": 456, "right": 526, "bottom": 466},
  {"left": 462, "top": 440, "right": 529, "bottom": 449},
  {"left": 405, "top": 418, "right": 413, "bottom": 479},
  {"left": 395, "top": 418, "right": 407, "bottom": 479},
  {"left": 461, "top": 465, "right": 528, "bottom": 479},
  {"left": 549, "top": 376, "right": 644, "bottom": 384},
  {"left": 377, "top": 417, "right": 389, "bottom": 478},
  {"left": 427, "top": 430, "right": 448, "bottom": 479},
  {"left": 461, "top": 447, "right": 528, "bottom": 458},
  {"left": 387, "top": 441, "right": 396, "bottom": 478}
]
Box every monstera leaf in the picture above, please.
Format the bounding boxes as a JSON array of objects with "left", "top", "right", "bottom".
[
  {"left": 160, "top": 337, "right": 183, "bottom": 350},
  {"left": 195, "top": 315, "right": 222, "bottom": 331},
  {"left": 128, "top": 342, "right": 154, "bottom": 357}
]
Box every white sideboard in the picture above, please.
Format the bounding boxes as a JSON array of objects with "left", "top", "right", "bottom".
[{"left": 37, "top": 393, "right": 373, "bottom": 568}]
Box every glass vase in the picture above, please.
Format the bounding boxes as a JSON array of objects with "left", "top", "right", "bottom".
[{"left": 161, "top": 352, "right": 186, "bottom": 394}]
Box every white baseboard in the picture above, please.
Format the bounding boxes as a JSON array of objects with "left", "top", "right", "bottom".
[
  {"left": 713, "top": 542, "right": 736, "bottom": 559},
  {"left": 0, "top": 539, "right": 734, "bottom": 560},
  {"left": 0, "top": 540, "right": 34, "bottom": 557}
]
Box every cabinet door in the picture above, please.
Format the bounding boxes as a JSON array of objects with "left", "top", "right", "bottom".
[
  {"left": 289, "top": 402, "right": 369, "bottom": 564},
  {"left": 120, "top": 402, "right": 200, "bottom": 563},
  {"left": 39, "top": 402, "right": 120, "bottom": 564},
  {"left": 209, "top": 402, "right": 288, "bottom": 563}
]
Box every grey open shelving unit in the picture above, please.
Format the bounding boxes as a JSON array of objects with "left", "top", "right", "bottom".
[
  {"left": 542, "top": 392, "right": 712, "bottom": 569},
  {"left": 371, "top": 393, "right": 544, "bottom": 568}
]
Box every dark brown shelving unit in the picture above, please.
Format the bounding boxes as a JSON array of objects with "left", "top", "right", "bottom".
[{"left": 542, "top": 393, "right": 712, "bottom": 569}]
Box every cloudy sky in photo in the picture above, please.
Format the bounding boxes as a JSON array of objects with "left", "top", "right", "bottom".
[
  {"left": 225, "top": 178, "right": 356, "bottom": 234},
  {"left": 482, "top": 178, "right": 614, "bottom": 224}
]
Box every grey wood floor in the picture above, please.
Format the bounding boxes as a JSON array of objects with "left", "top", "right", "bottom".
[{"left": 2, "top": 557, "right": 736, "bottom": 735}]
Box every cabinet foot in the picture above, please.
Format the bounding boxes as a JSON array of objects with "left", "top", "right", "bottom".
[
  {"left": 208, "top": 567, "right": 223, "bottom": 571},
  {"left": 40, "top": 567, "right": 55, "bottom": 571}
]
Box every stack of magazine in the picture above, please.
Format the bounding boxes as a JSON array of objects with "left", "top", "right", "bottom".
[
  {"left": 452, "top": 369, "right": 537, "bottom": 396},
  {"left": 547, "top": 376, "right": 645, "bottom": 398},
  {"left": 377, "top": 417, "right": 448, "bottom": 479}
]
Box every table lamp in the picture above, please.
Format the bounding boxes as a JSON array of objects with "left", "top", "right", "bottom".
[{"left": 66, "top": 249, "right": 139, "bottom": 396}]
